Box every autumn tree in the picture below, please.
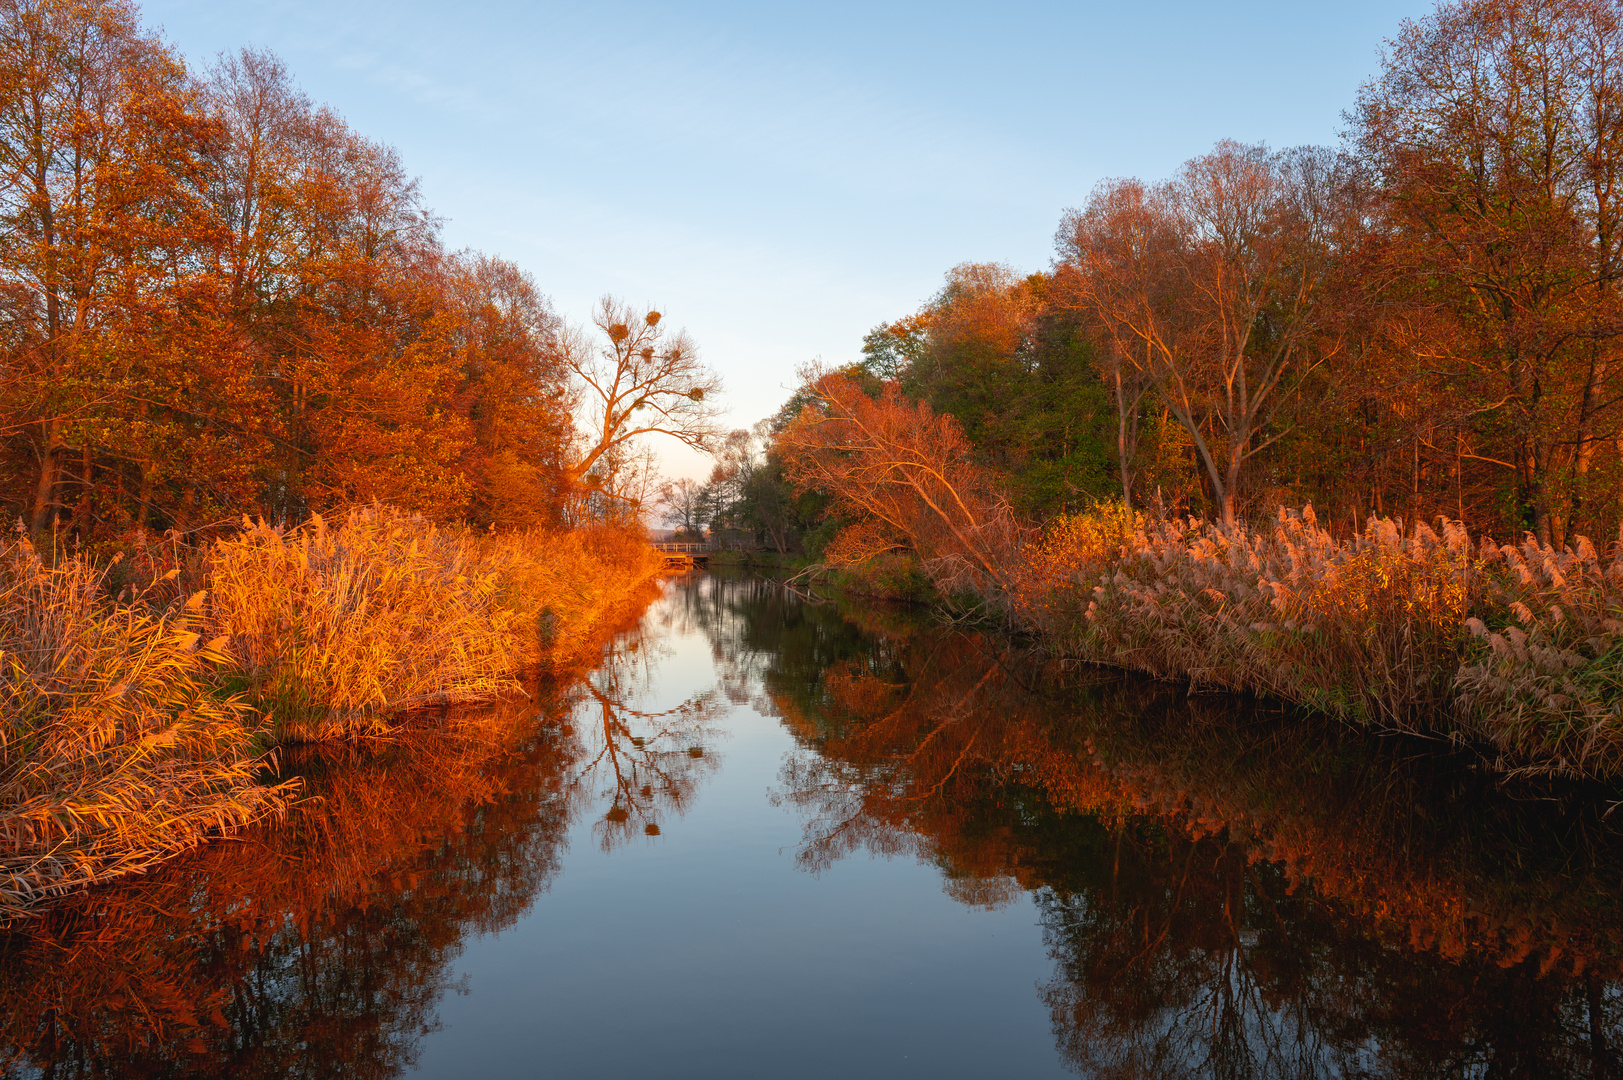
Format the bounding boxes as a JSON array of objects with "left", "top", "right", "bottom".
[
  {"left": 857, "top": 265, "right": 1114, "bottom": 517},
  {"left": 1352, "top": 0, "right": 1623, "bottom": 543},
  {"left": 203, "top": 48, "right": 557, "bottom": 525},
  {"left": 860, "top": 311, "right": 931, "bottom": 380},
  {"left": 429, "top": 252, "right": 573, "bottom": 527},
  {"left": 1059, "top": 142, "right": 1344, "bottom": 524},
  {"left": 0, "top": 0, "right": 224, "bottom": 530},
  {"left": 564, "top": 296, "right": 723, "bottom": 512},
  {"left": 0, "top": 9, "right": 592, "bottom": 536},
  {"left": 776, "top": 367, "right": 1022, "bottom": 600}
]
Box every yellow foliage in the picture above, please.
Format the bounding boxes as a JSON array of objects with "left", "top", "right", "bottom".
[
  {"left": 0, "top": 539, "right": 293, "bottom": 915},
  {"left": 0, "top": 506, "right": 665, "bottom": 916}
]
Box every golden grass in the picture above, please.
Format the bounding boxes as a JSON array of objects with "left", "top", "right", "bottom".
[
  {"left": 478, "top": 522, "right": 666, "bottom": 670},
  {"left": 0, "top": 506, "right": 665, "bottom": 917},
  {"left": 1009, "top": 502, "right": 1623, "bottom": 779},
  {"left": 208, "top": 508, "right": 526, "bottom": 740},
  {"left": 0, "top": 537, "right": 293, "bottom": 915},
  {"left": 207, "top": 508, "right": 663, "bottom": 741}
]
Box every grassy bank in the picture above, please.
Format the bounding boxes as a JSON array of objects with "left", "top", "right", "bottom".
[
  {"left": 0, "top": 507, "right": 663, "bottom": 915},
  {"left": 1006, "top": 503, "right": 1623, "bottom": 780}
]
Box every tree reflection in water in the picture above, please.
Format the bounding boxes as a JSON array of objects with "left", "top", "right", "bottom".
[
  {"left": 569, "top": 616, "right": 728, "bottom": 848},
  {"left": 8, "top": 573, "right": 1623, "bottom": 1078},
  {"left": 690, "top": 571, "right": 1623, "bottom": 1079},
  {"left": 0, "top": 592, "right": 717, "bottom": 1079}
]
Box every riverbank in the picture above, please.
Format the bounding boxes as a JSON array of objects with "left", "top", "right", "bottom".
[
  {"left": 7, "top": 572, "right": 1617, "bottom": 1076},
  {"left": 1004, "top": 503, "right": 1623, "bottom": 781},
  {"left": 709, "top": 548, "right": 945, "bottom": 605},
  {"left": 0, "top": 507, "right": 664, "bottom": 916}
]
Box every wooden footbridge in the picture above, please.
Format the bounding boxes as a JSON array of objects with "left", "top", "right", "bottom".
[{"left": 652, "top": 542, "right": 712, "bottom": 569}]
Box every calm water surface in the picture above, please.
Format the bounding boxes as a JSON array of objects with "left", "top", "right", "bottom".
[{"left": 5, "top": 572, "right": 1623, "bottom": 1078}]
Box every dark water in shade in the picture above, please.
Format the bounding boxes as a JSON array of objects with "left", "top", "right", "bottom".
[{"left": 7, "top": 574, "right": 1623, "bottom": 1078}]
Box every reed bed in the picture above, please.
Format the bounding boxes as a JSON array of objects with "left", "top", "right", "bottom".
[
  {"left": 0, "top": 507, "right": 664, "bottom": 916},
  {"left": 0, "top": 539, "right": 292, "bottom": 914},
  {"left": 479, "top": 523, "right": 665, "bottom": 669},
  {"left": 208, "top": 509, "right": 526, "bottom": 740},
  {"left": 1008, "top": 503, "right": 1623, "bottom": 780}
]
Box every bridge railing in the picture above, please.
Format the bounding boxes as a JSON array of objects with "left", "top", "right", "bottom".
[{"left": 652, "top": 542, "right": 713, "bottom": 554}]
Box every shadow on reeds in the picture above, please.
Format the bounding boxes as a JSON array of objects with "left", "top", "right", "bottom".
[{"left": 691, "top": 573, "right": 1623, "bottom": 1077}]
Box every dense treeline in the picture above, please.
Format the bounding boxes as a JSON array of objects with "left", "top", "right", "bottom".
[
  {"left": 714, "top": 0, "right": 1623, "bottom": 552},
  {"left": 683, "top": 0, "right": 1623, "bottom": 781},
  {"left": 0, "top": 0, "right": 721, "bottom": 537}
]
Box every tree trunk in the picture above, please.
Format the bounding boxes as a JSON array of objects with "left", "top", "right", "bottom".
[
  {"left": 1112, "top": 365, "right": 1140, "bottom": 508},
  {"left": 30, "top": 421, "right": 60, "bottom": 532}
]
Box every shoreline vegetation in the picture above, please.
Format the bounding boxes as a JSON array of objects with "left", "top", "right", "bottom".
[
  {"left": 0, "top": 0, "right": 720, "bottom": 919},
  {"left": 1010, "top": 504, "right": 1623, "bottom": 781},
  {"left": 768, "top": 371, "right": 1623, "bottom": 784},
  {"left": 0, "top": 506, "right": 664, "bottom": 918},
  {"left": 691, "top": 0, "right": 1623, "bottom": 796}
]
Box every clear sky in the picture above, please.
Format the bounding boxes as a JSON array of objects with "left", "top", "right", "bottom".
[{"left": 142, "top": 0, "right": 1434, "bottom": 480}]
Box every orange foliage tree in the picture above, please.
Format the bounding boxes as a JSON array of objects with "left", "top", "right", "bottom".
[
  {"left": 775, "top": 368, "right": 1022, "bottom": 600},
  {"left": 0, "top": 12, "right": 586, "bottom": 537},
  {"left": 1350, "top": 0, "right": 1623, "bottom": 545},
  {"left": 1058, "top": 142, "right": 1344, "bottom": 525}
]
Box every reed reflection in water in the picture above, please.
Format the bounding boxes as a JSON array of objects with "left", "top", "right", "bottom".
[
  {"left": 1, "top": 572, "right": 1621, "bottom": 1078},
  {"left": 690, "top": 573, "right": 1623, "bottom": 1078}
]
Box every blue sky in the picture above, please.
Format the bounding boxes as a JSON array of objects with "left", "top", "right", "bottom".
[{"left": 143, "top": 0, "right": 1434, "bottom": 479}]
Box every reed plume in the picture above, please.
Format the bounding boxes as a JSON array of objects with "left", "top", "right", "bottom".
[{"left": 1010, "top": 502, "right": 1623, "bottom": 779}]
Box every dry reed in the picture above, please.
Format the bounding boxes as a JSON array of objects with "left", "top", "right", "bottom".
[
  {"left": 478, "top": 522, "right": 665, "bottom": 669},
  {"left": 1455, "top": 534, "right": 1623, "bottom": 777},
  {"left": 207, "top": 508, "right": 527, "bottom": 740},
  {"left": 0, "top": 506, "right": 665, "bottom": 916},
  {"left": 1009, "top": 503, "right": 1623, "bottom": 779},
  {"left": 207, "top": 509, "right": 663, "bottom": 740},
  {"left": 0, "top": 537, "right": 293, "bottom": 915}
]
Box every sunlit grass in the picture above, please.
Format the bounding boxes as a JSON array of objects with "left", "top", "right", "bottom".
[
  {"left": 209, "top": 508, "right": 526, "bottom": 740},
  {"left": 0, "top": 538, "right": 292, "bottom": 914},
  {"left": 1011, "top": 502, "right": 1623, "bottom": 779},
  {"left": 0, "top": 507, "right": 664, "bottom": 916}
]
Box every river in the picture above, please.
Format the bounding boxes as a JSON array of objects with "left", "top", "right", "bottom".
[{"left": 3, "top": 571, "right": 1622, "bottom": 1078}]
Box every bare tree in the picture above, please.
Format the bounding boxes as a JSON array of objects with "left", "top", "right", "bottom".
[
  {"left": 1060, "top": 142, "right": 1342, "bottom": 524},
  {"left": 565, "top": 297, "right": 724, "bottom": 496},
  {"left": 658, "top": 476, "right": 707, "bottom": 537}
]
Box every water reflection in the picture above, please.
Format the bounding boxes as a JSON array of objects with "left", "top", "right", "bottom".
[
  {"left": 0, "top": 593, "right": 698, "bottom": 1078},
  {"left": 0, "top": 697, "right": 579, "bottom": 1078},
  {"left": 3, "top": 573, "right": 1623, "bottom": 1077},
  {"left": 571, "top": 626, "right": 727, "bottom": 848},
  {"left": 692, "top": 572, "right": 1623, "bottom": 1078}
]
